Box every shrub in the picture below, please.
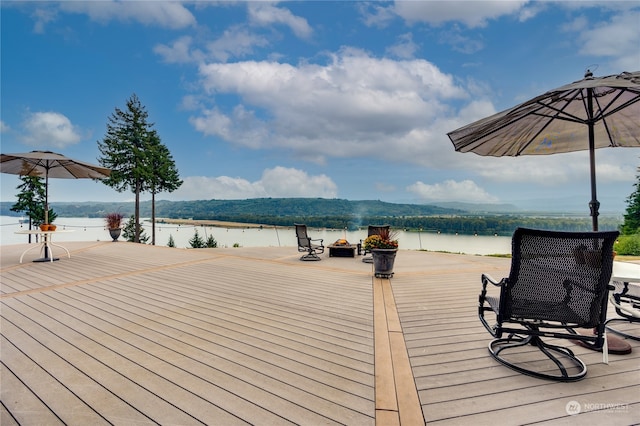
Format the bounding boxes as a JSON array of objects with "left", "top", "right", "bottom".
[
  {"left": 167, "top": 234, "right": 175, "bottom": 248},
  {"left": 206, "top": 235, "right": 217, "bottom": 248},
  {"left": 189, "top": 229, "right": 205, "bottom": 248},
  {"left": 122, "top": 215, "right": 149, "bottom": 243},
  {"left": 615, "top": 234, "right": 640, "bottom": 256}
]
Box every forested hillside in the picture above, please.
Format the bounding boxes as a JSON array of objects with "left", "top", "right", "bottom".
[
  {"left": 1, "top": 198, "right": 460, "bottom": 220},
  {"left": 0, "top": 198, "right": 621, "bottom": 235}
]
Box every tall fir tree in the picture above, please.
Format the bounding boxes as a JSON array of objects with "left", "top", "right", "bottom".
[
  {"left": 621, "top": 166, "right": 640, "bottom": 235},
  {"left": 11, "top": 176, "right": 57, "bottom": 242},
  {"left": 97, "top": 94, "right": 156, "bottom": 243},
  {"left": 145, "top": 131, "right": 182, "bottom": 245}
]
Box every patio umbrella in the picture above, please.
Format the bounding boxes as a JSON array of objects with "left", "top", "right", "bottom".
[
  {"left": 447, "top": 70, "right": 640, "bottom": 231},
  {"left": 0, "top": 150, "right": 111, "bottom": 225}
]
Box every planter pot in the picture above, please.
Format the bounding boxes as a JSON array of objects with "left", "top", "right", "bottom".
[
  {"left": 109, "top": 228, "right": 122, "bottom": 242},
  {"left": 371, "top": 248, "right": 397, "bottom": 278}
]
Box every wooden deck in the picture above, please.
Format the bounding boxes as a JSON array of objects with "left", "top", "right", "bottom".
[{"left": 1, "top": 241, "right": 638, "bottom": 425}]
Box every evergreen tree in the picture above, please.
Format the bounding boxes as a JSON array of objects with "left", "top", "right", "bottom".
[
  {"left": 189, "top": 229, "right": 205, "bottom": 248},
  {"left": 145, "top": 132, "right": 182, "bottom": 245},
  {"left": 122, "top": 215, "right": 149, "bottom": 243},
  {"left": 205, "top": 235, "right": 217, "bottom": 248},
  {"left": 621, "top": 166, "right": 640, "bottom": 235},
  {"left": 167, "top": 234, "right": 176, "bottom": 248},
  {"left": 11, "top": 176, "right": 57, "bottom": 242},
  {"left": 97, "top": 94, "right": 155, "bottom": 243}
]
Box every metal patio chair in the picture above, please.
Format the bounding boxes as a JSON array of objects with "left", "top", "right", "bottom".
[
  {"left": 605, "top": 280, "right": 640, "bottom": 341},
  {"left": 479, "top": 227, "right": 619, "bottom": 381},
  {"left": 295, "top": 224, "right": 324, "bottom": 261}
]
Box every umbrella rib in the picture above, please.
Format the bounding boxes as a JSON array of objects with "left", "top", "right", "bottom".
[
  {"left": 514, "top": 89, "right": 586, "bottom": 155},
  {"left": 596, "top": 90, "right": 640, "bottom": 120}
]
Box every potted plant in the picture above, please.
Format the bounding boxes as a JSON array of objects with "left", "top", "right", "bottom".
[
  {"left": 362, "top": 228, "right": 399, "bottom": 278},
  {"left": 105, "top": 212, "right": 124, "bottom": 241}
]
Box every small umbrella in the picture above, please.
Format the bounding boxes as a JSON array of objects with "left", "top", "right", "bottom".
[
  {"left": 447, "top": 70, "right": 640, "bottom": 230},
  {"left": 0, "top": 149, "right": 111, "bottom": 228}
]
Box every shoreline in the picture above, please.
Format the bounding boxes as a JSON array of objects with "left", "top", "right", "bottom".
[{"left": 155, "top": 218, "right": 279, "bottom": 229}]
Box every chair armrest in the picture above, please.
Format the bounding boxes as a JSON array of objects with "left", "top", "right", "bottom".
[
  {"left": 482, "top": 274, "right": 506, "bottom": 289},
  {"left": 310, "top": 238, "right": 323, "bottom": 245}
]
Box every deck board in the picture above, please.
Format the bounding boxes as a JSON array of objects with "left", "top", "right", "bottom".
[
  {"left": 1, "top": 242, "right": 638, "bottom": 425},
  {"left": 390, "top": 257, "right": 640, "bottom": 425}
]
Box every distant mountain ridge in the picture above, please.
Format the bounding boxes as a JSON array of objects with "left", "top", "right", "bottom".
[
  {"left": 1, "top": 198, "right": 464, "bottom": 219},
  {"left": 2, "top": 198, "right": 621, "bottom": 234},
  {"left": 430, "top": 201, "right": 521, "bottom": 213}
]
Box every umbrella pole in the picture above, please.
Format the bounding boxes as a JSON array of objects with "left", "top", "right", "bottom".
[
  {"left": 587, "top": 88, "right": 599, "bottom": 232},
  {"left": 45, "top": 170, "right": 49, "bottom": 225},
  {"left": 44, "top": 169, "right": 50, "bottom": 259}
]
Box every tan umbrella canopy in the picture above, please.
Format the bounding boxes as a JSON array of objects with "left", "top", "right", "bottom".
[
  {"left": 448, "top": 70, "right": 640, "bottom": 230},
  {"left": 0, "top": 150, "right": 111, "bottom": 224}
]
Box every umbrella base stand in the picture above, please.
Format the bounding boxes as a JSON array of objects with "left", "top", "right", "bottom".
[
  {"left": 33, "top": 257, "right": 60, "bottom": 263},
  {"left": 571, "top": 328, "right": 632, "bottom": 355}
]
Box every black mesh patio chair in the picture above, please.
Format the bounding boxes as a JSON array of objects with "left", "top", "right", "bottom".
[
  {"left": 605, "top": 280, "right": 640, "bottom": 341},
  {"left": 479, "top": 227, "right": 619, "bottom": 381},
  {"left": 361, "top": 225, "right": 390, "bottom": 263},
  {"left": 295, "top": 224, "right": 324, "bottom": 261}
]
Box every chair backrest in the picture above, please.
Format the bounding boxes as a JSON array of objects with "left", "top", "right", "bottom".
[
  {"left": 504, "top": 227, "right": 619, "bottom": 328},
  {"left": 295, "top": 224, "right": 310, "bottom": 247},
  {"left": 368, "top": 225, "right": 390, "bottom": 237}
]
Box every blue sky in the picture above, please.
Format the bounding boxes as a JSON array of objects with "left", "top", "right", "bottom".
[{"left": 1, "top": 1, "right": 639, "bottom": 214}]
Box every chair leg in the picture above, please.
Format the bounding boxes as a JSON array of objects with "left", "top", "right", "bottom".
[
  {"left": 489, "top": 334, "right": 587, "bottom": 381},
  {"left": 300, "top": 249, "right": 321, "bottom": 261},
  {"left": 605, "top": 318, "right": 640, "bottom": 341}
]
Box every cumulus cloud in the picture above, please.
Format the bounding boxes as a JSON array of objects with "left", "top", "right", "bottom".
[
  {"left": 167, "top": 167, "right": 337, "bottom": 201},
  {"left": 21, "top": 111, "right": 83, "bottom": 149},
  {"left": 393, "top": 1, "right": 529, "bottom": 28},
  {"left": 247, "top": 2, "right": 313, "bottom": 38},
  {"left": 575, "top": 11, "right": 640, "bottom": 71},
  {"left": 59, "top": 1, "right": 196, "bottom": 29},
  {"left": 205, "top": 26, "right": 270, "bottom": 62},
  {"left": 407, "top": 180, "right": 499, "bottom": 203},
  {"left": 386, "top": 33, "right": 419, "bottom": 59},
  {"left": 191, "top": 49, "right": 468, "bottom": 165},
  {"left": 154, "top": 36, "right": 202, "bottom": 64}
]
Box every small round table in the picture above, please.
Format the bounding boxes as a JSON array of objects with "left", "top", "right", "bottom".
[{"left": 15, "top": 229, "right": 74, "bottom": 263}]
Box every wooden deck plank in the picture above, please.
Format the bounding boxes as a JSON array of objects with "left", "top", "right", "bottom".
[
  {"left": 21, "top": 289, "right": 374, "bottom": 423},
  {"left": 390, "top": 260, "right": 640, "bottom": 425},
  {"left": 373, "top": 278, "right": 397, "bottom": 412},
  {"left": 1, "top": 243, "right": 638, "bottom": 425}
]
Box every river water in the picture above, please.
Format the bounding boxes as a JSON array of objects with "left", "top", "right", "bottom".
[{"left": 0, "top": 216, "right": 512, "bottom": 255}]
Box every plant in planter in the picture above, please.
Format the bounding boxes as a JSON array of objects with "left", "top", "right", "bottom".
[
  {"left": 105, "top": 212, "right": 124, "bottom": 241},
  {"left": 363, "top": 228, "right": 399, "bottom": 278}
]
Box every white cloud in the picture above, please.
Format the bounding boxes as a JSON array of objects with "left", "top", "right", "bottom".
[
  {"left": 247, "top": 2, "right": 313, "bottom": 38},
  {"left": 59, "top": 1, "right": 196, "bottom": 29},
  {"left": 206, "top": 26, "right": 270, "bottom": 62},
  {"left": 20, "top": 112, "right": 83, "bottom": 149},
  {"left": 358, "top": 2, "right": 397, "bottom": 28},
  {"left": 167, "top": 167, "right": 337, "bottom": 200},
  {"left": 576, "top": 11, "right": 640, "bottom": 71},
  {"left": 386, "top": 33, "right": 419, "bottom": 59},
  {"left": 407, "top": 179, "right": 499, "bottom": 203},
  {"left": 31, "top": 6, "right": 58, "bottom": 34},
  {"left": 393, "top": 1, "right": 529, "bottom": 28},
  {"left": 191, "top": 49, "right": 467, "bottom": 164},
  {"left": 154, "top": 36, "right": 202, "bottom": 64},
  {"left": 0, "top": 120, "right": 9, "bottom": 132}
]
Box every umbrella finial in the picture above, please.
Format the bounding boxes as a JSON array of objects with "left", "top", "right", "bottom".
[{"left": 585, "top": 69, "right": 594, "bottom": 79}]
